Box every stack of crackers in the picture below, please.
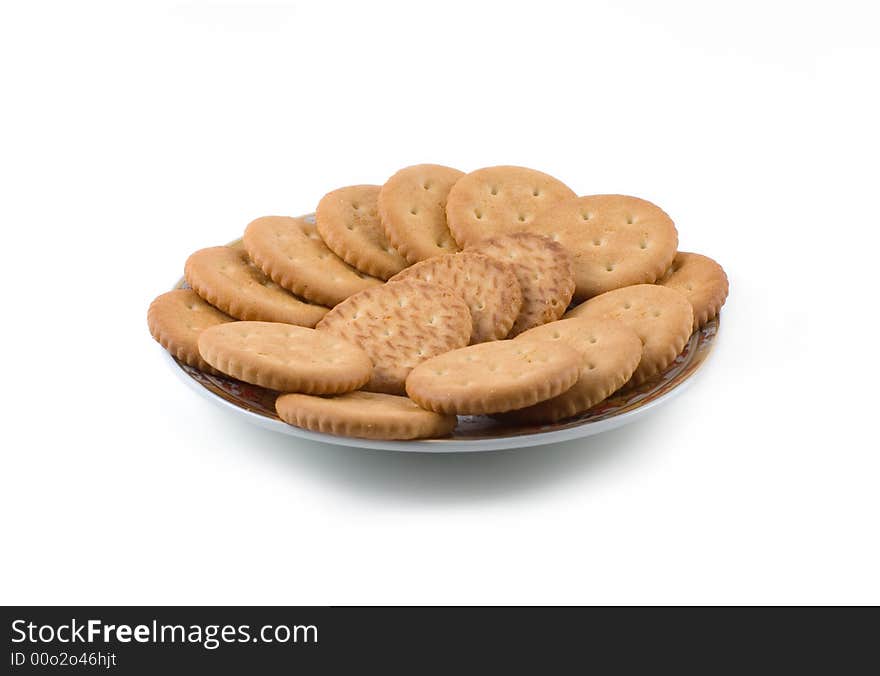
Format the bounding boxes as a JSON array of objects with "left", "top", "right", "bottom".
[{"left": 148, "top": 164, "right": 728, "bottom": 440}]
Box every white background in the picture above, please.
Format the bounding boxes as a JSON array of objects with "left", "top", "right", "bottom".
[{"left": 2, "top": 0, "right": 878, "bottom": 605}]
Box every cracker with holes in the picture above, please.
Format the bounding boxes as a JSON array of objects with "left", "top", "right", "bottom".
[
  {"left": 148, "top": 289, "right": 235, "bottom": 374},
  {"left": 185, "top": 246, "right": 330, "bottom": 326},
  {"left": 468, "top": 232, "right": 575, "bottom": 336},
  {"left": 658, "top": 252, "right": 728, "bottom": 330},
  {"left": 503, "top": 317, "right": 643, "bottom": 424},
  {"left": 406, "top": 339, "right": 581, "bottom": 415},
  {"left": 531, "top": 194, "right": 678, "bottom": 301},
  {"left": 316, "top": 185, "right": 409, "bottom": 279},
  {"left": 276, "top": 391, "right": 457, "bottom": 440},
  {"left": 198, "top": 321, "right": 372, "bottom": 393},
  {"left": 389, "top": 252, "right": 522, "bottom": 343},
  {"left": 566, "top": 284, "right": 694, "bottom": 386},
  {"left": 315, "top": 280, "right": 471, "bottom": 394},
  {"left": 445, "top": 165, "right": 576, "bottom": 246},
  {"left": 243, "top": 215, "right": 381, "bottom": 307},
  {"left": 378, "top": 163, "right": 465, "bottom": 263}
]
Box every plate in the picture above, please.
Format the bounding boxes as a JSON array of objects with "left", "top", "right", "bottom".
[{"left": 167, "top": 231, "right": 720, "bottom": 452}]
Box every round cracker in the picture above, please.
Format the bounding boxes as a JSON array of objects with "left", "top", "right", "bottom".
[
  {"left": 378, "top": 163, "right": 465, "bottom": 263},
  {"left": 468, "top": 232, "right": 575, "bottom": 336},
  {"left": 531, "top": 194, "right": 678, "bottom": 301},
  {"left": 406, "top": 339, "right": 581, "bottom": 415},
  {"left": 197, "top": 321, "right": 371, "bottom": 394},
  {"left": 658, "top": 252, "right": 728, "bottom": 330},
  {"left": 445, "top": 165, "right": 575, "bottom": 247},
  {"left": 316, "top": 184, "right": 408, "bottom": 279},
  {"left": 185, "top": 246, "right": 329, "bottom": 326},
  {"left": 243, "top": 215, "right": 381, "bottom": 307},
  {"left": 505, "top": 317, "right": 643, "bottom": 424},
  {"left": 389, "top": 252, "right": 522, "bottom": 343},
  {"left": 147, "top": 289, "right": 234, "bottom": 374},
  {"left": 315, "top": 280, "right": 472, "bottom": 394},
  {"left": 566, "top": 284, "right": 694, "bottom": 386},
  {"left": 276, "top": 391, "right": 457, "bottom": 440}
]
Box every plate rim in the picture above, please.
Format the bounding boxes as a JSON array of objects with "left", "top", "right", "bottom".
[
  {"left": 167, "top": 224, "right": 719, "bottom": 452},
  {"left": 163, "top": 340, "right": 714, "bottom": 452}
]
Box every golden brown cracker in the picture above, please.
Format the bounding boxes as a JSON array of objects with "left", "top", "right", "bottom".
[
  {"left": 243, "top": 215, "right": 381, "bottom": 307},
  {"left": 445, "top": 165, "right": 575, "bottom": 246},
  {"left": 389, "top": 252, "right": 522, "bottom": 343},
  {"left": 468, "top": 233, "right": 575, "bottom": 336},
  {"left": 315, "top": 280, "right": 472, "bottom": 394},
  {"left": 316, "top": 184, "right": 408, "bottom": 279},
  {"left": 148, "top": 289, "right": 234, "bottom": 374},
  {"left": 566, "top": 284, "right": 694, "bottom": 385},
  {"left": 197, "top": 321, "right": 372, "bottom": 393},
  {"left": 185, "top": 246, "right": 329, "bottom": 326},
  {"left": 531, "top": 194, "right": 678, "bottom": 301},
  {"left": 405, "top": 339, "right": 581, "bottom": 415},
  {"left": 276, "top": 391, "right": 457, "bottom": 440},
  {"left": 658, "top": 252, "right": 728, "bottom": 330},
  {"left": 378, "top": 163, "right": 465, "bottom": 263},
  {"left": 506, "top": 317, "right": 642, "bottom": 423}
]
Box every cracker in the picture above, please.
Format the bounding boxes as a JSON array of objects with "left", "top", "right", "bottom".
[
  {"left": 504, "top": 317, "right": 643, "bottom": 424},
  {"left": 185, "top": 246, "right": 329, "bottom": 327},
  {"left": 531, "top": 194, "right": 678, "bottom": 301},
  {"left": 147, "top": 289, "right": 234, "bottom": 374},
  {"left": 316, "top": 184, "right": 408, "bottom": 279},
  {"left": 197, "top": 321, "right": 372, "bottom": 393},
  {"left": 276, "top": 391, "right": 457, "bottom": 440},
  {"left": 243, "top": 215, "right": 382, "bottom": 307},
  {"left": 389, "top": 252, "right": 522, "bottom": 343},
  {"left": 445, "top": 165, "right": 575, "bottom": 246},
  {"left": 405, "top": 339, "right": 581, "bottom": 415},
  {"left": 658, "top": 252, "right": 728, "bottom": 330},
  {"left": 378, "top": 163, "right": 465, "bottom": 263},
  {"left": 566, "top": 284, "right": 694, "bottom": 385},
  {"left": 468, "top": 232, "right": 575, "bottom": 336},
  {"left": 315, "top": 280, "right": 471, "bottom": 394}
]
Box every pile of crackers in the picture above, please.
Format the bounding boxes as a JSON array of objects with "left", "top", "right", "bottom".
[{"left": 148, "top": 164, "right": 728, "bottom": 440}]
